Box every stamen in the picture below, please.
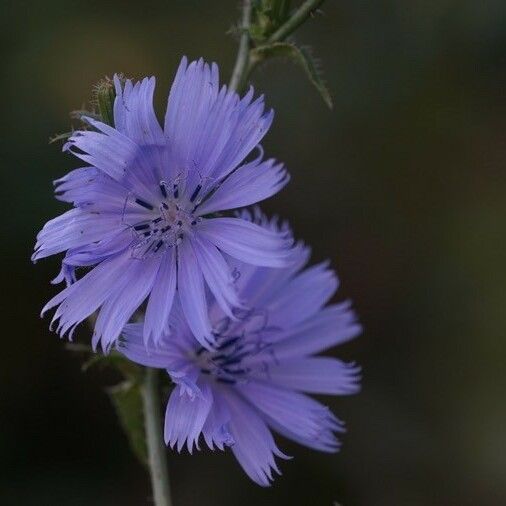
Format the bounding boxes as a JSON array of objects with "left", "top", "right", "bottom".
[
  {"left": 215, "top": 336, "right": 240, "bottom": 350},
  {"left": 219, "top": 357, "right": 242, "bottom": 367},
  {"left": 159, "top": 183, "right": 167, "bottom": 198},
  {"left": 154, "top": 240, "right": 164, "bottom": 252},
  {"left": 134, "top": 224, "right": 150, "bottom": 231},
  {"left": 223, "top": 367, "right": 249, "bottom": 375},
  {"left": 190, "top": 184, "right": 202, "bottom": 203},
  {"left": 216, "top": 377, "right": 236, "bottom": 385},
  {"left": 173, "top": 184, "right": 179, "bottom": 198},
  {"left": 135, "top": 198, "right": 154, "bottom": 210}
]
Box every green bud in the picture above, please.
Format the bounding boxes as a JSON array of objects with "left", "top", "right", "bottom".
[{"left": 92, "top": 76, "right": 117, "bottom": 127}]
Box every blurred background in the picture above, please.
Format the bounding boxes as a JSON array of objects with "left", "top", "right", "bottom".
[{"left": 1, "top": 0, "right": 506, "bottom": 504}]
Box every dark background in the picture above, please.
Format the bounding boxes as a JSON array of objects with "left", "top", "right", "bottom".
[{"left": 2, "top": 0, "right": 506, "bottom": 504}]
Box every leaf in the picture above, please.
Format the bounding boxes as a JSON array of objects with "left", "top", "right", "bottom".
[
  {"left": 108, "top": 380, "right": 148, "bottom": 467},
  {"left": 49, "top": 131, "right": 73, "bottom": 144},
  {"left": 251, "top": 42, "right": 333, "bottom": 108},
  {"left": 66, "top": 343, "right": 143, "bottom": 382},
  {"left": 66, "top": 343, "right": 148, "bottom": 466}
]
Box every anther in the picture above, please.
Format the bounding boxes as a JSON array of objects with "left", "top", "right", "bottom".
[
  {"left": 216, "top": 377, "right": 236, "bottom": 385},
  {"left": 216, "top": 336, "right": 240, "bottom": 350},
  {"left": 159, "top": 183, "right": 167, "bottom": 198},
  {"left": 190, "top": 184, "right": 202, "bottom": 203},
  {"left": 173, "top": 184, "right": 179, "bottom": 198},
  {"left": 134, "top": 224, "right": 150, "bottom": 231},
  {"left": 135, "top": 198, "right": 154, "bottom": 210}
]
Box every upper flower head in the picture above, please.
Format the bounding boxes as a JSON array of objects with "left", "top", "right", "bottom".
[
  {"left": 33, "top": 57, "right": 292, "bottom": 350},
  {"left": 118, "top": 211, "right": 361, "bottom": 486}
]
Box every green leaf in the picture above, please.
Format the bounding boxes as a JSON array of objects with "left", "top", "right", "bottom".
[
  {"left": 251, "top": 42, "right": 333, "bottom": 108},
  {"left": 49, "top": 131, "right": 73, "bottom": 144},
  {"left": 108, "top": 380, "right": 148, "bottom": 467},
  {"left": 82, "top": 353, "right": 143, "bottom": 382},
  {"left": 65, "top": 343, "right": 147, "bottom": 466},
  {"left": 65, "top": 343, "right": 143, "bottom": 382}
]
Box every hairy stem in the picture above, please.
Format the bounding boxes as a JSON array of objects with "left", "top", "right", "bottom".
[
  {"left": 230, "top": 0, "right": 327, "bottom": 92},
  {"left": 142, "top": 368, "right": 172, "bottom": 506},
  {"left": 268, "top": 0, "right": 326, "bottom": 43},
  {"left": 229, "top": 0, "right": 253, "bottom": 92}
]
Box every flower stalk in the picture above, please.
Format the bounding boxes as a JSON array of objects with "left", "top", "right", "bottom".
[
  {"left": 142, "top": 368, "right": 172, "bottom": 506},
  {"left": 229, "top": 0, "right": 253, "bottom": 92},
  {"left": 229, "top": 0, "right": 327, "bottom": 94}
]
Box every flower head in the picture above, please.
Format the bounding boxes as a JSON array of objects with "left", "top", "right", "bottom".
[
  {"left": 33, "top": 57, "right": 291, "bottom": 350},
  {"left": 118, "top": 212, "right": 361, "bottom": 486}
]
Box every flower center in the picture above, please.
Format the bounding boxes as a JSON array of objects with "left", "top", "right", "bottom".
[
  {"left": 129, "top": 181, "right": 201, "bottom": 258},
  {"left": 195, "top": 309, "right": 280, "bottom": 385}
]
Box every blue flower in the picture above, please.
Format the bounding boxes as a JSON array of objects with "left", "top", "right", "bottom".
[
  {"left": 118, "top": 212, "right": 361, "bottom": 486},
  {"left": 33, "top": 57, "right": 291, "bottom": 350}
]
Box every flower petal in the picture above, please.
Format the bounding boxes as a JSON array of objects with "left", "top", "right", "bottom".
[
  {"left": 32, "top": 209, "right": 123, "bottom": 261},
  {"left": 195, "top": 158, "right": 289, "bottom": 215},
  {"left": 113, "top": 76, "right": 165, "bottom": 145},
  {"left": 201, "top": 390, "right": 234, "bottom": 451},
  {"left": 226, "top": 391, "right": 289, "bottom": 487},
  {"left": 197, "top": 217, "right": 292, "bottom": 267},
  {"left": 41, "top": 251, "right": 132, "bottom": 338},
  {"left": 164, "top": 382, "right": 213, "bottom": 453},
  {"left": 177, "top": 239, "right": 213, "bottom": 348},
  {"left": 238, "top": 381, "right": 343, "bottom": 452},
  {"left": 91, "top": 255, "right": 160, "bottom": 350},
  {"left": 191, "top": 235, "right": 242, "bottom": 319},
  {"left": 63, "top": 124, "right": 139, "bottom": 183},
  {"left": 118, "top": 323, "right": 183, "bottom": 368},
  {"left": 253, "top": 357, "right": 361, "bottom": 395},
  {"left": 268, "top": 302, "right": 362, "bottom": 359},
  {"left": 265, "top": 261, "right": 338, "bottom": 328},
  {"left": 144, "top": 248, "right": 177, "bottom": 345},
  {"left": 54, "top": 166, "right": 129, "bottom": 213},
  {"left": 164, "top": 57, "right": 273, "bottom": 196}
]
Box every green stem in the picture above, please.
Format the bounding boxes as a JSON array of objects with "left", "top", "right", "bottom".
[
  {"left": 229, "top": 0, "right": 253, "bottom": 92},
  {"left": 230, "top": 0, "right": 327, "bottom": 92},
  {"left": 268, "top": 0, "right": 326, "bottom": 43},
  {"left": 142, "top": 368, "right": 172, "bottom": 506}
]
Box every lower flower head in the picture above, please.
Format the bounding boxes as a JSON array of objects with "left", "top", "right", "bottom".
[{"left": 119, "top": 211, "right": 361, "bottom": 486}]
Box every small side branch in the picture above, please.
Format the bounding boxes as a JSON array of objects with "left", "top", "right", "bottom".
[{"left": 268, "top": 0, "right": 326, "bottom": 43}]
